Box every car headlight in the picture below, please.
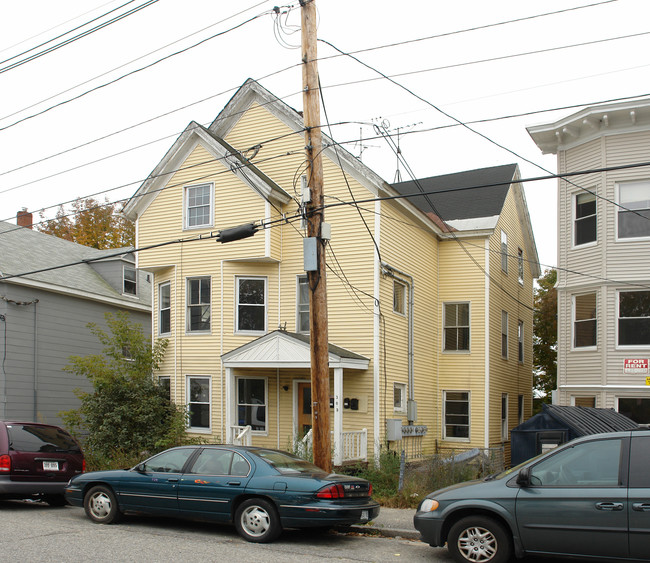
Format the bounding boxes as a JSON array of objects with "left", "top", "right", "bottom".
[{"left": 419, "top": 498, "right": 440, "bottom": 512}]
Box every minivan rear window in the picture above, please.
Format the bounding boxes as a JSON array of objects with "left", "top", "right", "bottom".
[{"left": 6, "top": 424, "right": 80, "bottom": 454}]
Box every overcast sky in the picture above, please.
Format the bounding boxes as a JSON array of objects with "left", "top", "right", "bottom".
[{"left": 1, "top": 0, "right": 649, "bottom": 271}]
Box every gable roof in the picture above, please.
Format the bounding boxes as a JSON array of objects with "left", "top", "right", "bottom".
[
  {"left": 222, "top": 330, "right": 369, "bottom": 369},
  {"left": 543, "top": 403, "right": 638, "bottom": 435},
  {"left": 123, "top": 120, "right": 291, "bottom": 220},
  {"left": 392, "top": 164, "right": 517, "bottom": 224},
  {"left": 0, "top": 221, "right": 151, "bottom": 311}
]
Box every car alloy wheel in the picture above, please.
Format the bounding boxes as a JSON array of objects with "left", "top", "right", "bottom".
[{"left": 448, "top": 516, "right": 512, "bottom": 563}]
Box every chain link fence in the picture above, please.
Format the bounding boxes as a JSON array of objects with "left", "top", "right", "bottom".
[{"left": 398, "top": 445, "right": 505, "bottom": 494}]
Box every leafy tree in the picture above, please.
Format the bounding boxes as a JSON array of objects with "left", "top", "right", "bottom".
[
  {"left": 62, "top": 312, "right": 196, "bottom": 469},
  {"left": 38, "top": 197, "right": 134, "bottom": 249},
  {"left": 533, "top": 269, "right": 557, "bottom": 405}
]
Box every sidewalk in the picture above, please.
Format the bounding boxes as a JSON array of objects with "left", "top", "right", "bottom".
[{"left": 341, "top": 507, "right": 421, "bottom": 540}]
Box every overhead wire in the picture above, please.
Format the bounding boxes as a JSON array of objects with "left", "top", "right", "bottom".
[{"left": 0, "top": 1, "right": 159, "bottom": 74}]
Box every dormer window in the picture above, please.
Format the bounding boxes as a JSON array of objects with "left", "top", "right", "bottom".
[{"left": 123, "top": 265, "right": 137, "bottom": 295}]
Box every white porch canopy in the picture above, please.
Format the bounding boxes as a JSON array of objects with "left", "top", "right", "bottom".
[{"left": 221, "top": 330, "right": 369, "bottom": 464}]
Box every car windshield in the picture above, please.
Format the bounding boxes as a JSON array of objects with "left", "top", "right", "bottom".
[
  {"left": 6, "top": 424, "right": 81, "bottom": 453},
  {"left": 253, "top": 449, "right": 327, "bottom": 475}
]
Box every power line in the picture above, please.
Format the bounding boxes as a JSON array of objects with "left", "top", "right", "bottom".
[
  {"left": 0, "top": 0, "right": 272, "bottom": 124},
  {"left": 0, "top": 1, "right": 158, "bottom": 74},
  {"left": 0, "top": 6, "right": 283, "bottom": 133}
]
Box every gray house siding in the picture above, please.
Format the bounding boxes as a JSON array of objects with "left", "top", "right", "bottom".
[{"left": 1, "top": 282, "right": 151, "bottom": 425}]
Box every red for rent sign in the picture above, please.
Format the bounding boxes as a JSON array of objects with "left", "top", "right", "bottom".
[{"left": 624, "top": 359, "right": 649, "bottom": 374}]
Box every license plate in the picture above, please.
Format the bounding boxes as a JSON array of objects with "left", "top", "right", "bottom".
[
  {"left": 360, "top": 510, "right": 369, "bottom": 521},
  {"left": 43, "top": 461, "right": 59, "bottom": 471}
]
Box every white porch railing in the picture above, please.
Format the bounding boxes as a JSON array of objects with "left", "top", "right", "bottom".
[
  {"left": 297, "top": 428, "right": 368, "bottom": 464},
  {"left": 340, "top": 429, "right": 367, "bottom": 463},
  {"left": 230, "top": 425, "right": 252, "bottom": 446}
]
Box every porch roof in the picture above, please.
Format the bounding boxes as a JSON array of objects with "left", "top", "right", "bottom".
[{"left": 221, "top": 330, "right": 369, "bottom": 370}]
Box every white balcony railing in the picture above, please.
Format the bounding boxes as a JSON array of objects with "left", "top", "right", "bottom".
[{"left": 297, "top": 428, "right": 368, "bottom": 464}]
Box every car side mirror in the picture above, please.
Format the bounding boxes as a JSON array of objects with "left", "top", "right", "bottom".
[
  {"left": 135, "top": 463, "right": 146, "bottom": 473},
  {"left": 516, "top": 466, "right": 531, "bottom": 487}
]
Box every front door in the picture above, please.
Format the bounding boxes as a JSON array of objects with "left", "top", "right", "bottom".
[{"left": 297, "top": 383, "right": 312, "bottom": 436}]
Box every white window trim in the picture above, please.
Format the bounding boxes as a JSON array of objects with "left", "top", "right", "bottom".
[
  {"left": 296, "top": 275, "right": 309, "bottom": 334},
  {"left": 442, "top": 390, "right": 471, "bottom": 442},
  {"left": 572, "top": 292, "right": 597, "bottom": 351},
  {"left": 501, "top": 393, "right": 509, "bottom": 441},
  {"left": 186, "top": 276, "right": 211, "bottom": 334},
  {"left": 186, "top": 375, "right": 212, "bottom": 433},
  {"left": 159, "top": 282, "right": 171, "bottom": 336},
  {"left": 615, "top": 180, "right": 650, "bottom": 242},
  {"left": 235, "top": 276, "right": 267, "bottom": 334},
  {"left": 501, "top": 310, "right": 509, "bottom": 359},
  {"left": 393, "top": 279, "right": 407, "bottom": 316},
  {"left": 573, "top": 191, "right": 597, "bottom": 249},
  {"left": 500, "top": 230, "right": 508, "bottom": 273},
  {"left": 616, "top": 289, "right": 650, "bottom": 349},
  {"left": 442, "top": 301, "right": 471, "bottom": 354},
  {"left": 236, "top": 376, "right": 269, "bottom": 436},
  {"left": 393, "top": 382, "right": 407, "bottom": 413},
  {"left": 183, "top": 183, "right": 214, "bottom": 230},
  {"left": 123, "top": 264, "right": 137, "bottom": 296}
]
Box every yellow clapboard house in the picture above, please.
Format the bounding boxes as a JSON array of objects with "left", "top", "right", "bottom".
[{"left": 123, "top": 79, "right": 540, "bottom": 465}]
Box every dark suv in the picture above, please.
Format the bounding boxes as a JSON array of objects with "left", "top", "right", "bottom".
[{"left": 0, "top": 421, "right": 84, "bottom": 505}]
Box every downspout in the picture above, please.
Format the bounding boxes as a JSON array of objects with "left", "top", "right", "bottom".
[
  {"left": 33, "top": 301, "right": 38, "bottom": 420},
  {"left": 380, "top": 262, "right": 416, "bottom": 424}
]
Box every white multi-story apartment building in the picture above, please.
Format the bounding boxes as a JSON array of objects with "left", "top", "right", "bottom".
[{"left": 528, "top": 99, "right": 650, "bottom": 424}]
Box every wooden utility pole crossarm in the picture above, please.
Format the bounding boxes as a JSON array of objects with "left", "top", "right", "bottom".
[{"left": 301, "top": 0, "right": 332, "bottom": 473}]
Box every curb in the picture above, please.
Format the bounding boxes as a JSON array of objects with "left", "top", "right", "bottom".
[{"left": 337, "top": 524, "right": 421, "bottom": 541}]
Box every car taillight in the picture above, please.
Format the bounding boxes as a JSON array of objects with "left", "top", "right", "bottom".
[
  {"left": 0, "top": 454, "right": 10, "bottom": 472},
  {"left": 316, "top": 483, "right": 346, "bottom": 499},
  {"left": 82, "top": 458, "right": 86, "bottom": 473},
  {"left": 368, "top": 483, "right": 372, "bottom": 497}
]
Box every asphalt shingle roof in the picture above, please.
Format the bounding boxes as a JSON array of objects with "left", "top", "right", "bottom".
[
  {"left": 391, "top": 163, "right": 517, "bottom": 222},
  {"left": 0, "top": 221, "right": 150, "bottom": 308}
]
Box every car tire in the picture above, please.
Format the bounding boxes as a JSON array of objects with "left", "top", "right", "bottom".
[
  {"left": 447, "top": 515, "right": 512, "bottom": 563},
  {"left": 234, "top": 498, "right": 282, "bottom": 543},
  {"left": 83, "top": 485, "right": 122, "bottom": 524},
  {"left": 44, "top": 494, "right": 68, "bottom": 507}
]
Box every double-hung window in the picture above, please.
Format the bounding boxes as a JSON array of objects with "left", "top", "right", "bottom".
[
  {"left": 159, "top": 282, "right": 171, "bottom": 335},
  {"left": 297, "top": 275, "right": 309, "bottom": 333},
  {"left": 123, "top": 265, "right": 137, "bottom": 295},
  {"left": 517, "top": 248, "right": 524, "bottom": 285},
  {"left": 575, "top": 192, "right": 597, "bottom": 245},
  {"left": 443, "top": 302, "right": 470, "bottom": 351},
  {"left": 236, "top": 277, "right": 266, "bottom": 333},
  {"left": 618, "top": 290, "right": 650, "bottom": 346},
  {"left": 618, "top": 181, "right": 650, "bottom": 239},
  {"left": 518, "top": 394, "right": 524, "bottom": 425},
  {"left": 501, "top": 230, "right": 508, "bottom": 273},
  {"left": 574, "top": 293, "right": 597, "bottom": 348},
  {"left": 501, "top": 310, "right": 509, "bottom": 358},
  {"left": 187, "top": 277, "right": 210, "bottom": 332},
  {"left": 518, "top": 320, "right": 524, "bottom": 362},
  {"left": 393, "top": 280, "right": 406, "bottom": 315},
  {"left": 237, "top": 377, "right": 267, "bottom": 432},
  {"left": 187, "top": 376, "right": 210, "bottom": 430},
  {"left": 185, "top": 184, "right": 213, "bottom": 229},
  {"left": 443, "top": 391, "right": 470, "bottom": 440},
  {"left": 501, "top": 394, "right": 509, "bottom": 441}
]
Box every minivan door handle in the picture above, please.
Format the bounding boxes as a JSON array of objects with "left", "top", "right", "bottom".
[
  {"left": 228, "top": 481, "right": 241, "bottom": 486},
  {"left": 596, "top": 502, "right": 623, "bottom": 511},
  {"left": 167, "top": 478, "right": 179, "bottom": 483},
  {"left": 632, "top": 503, "right": 650, "bottom": 512}
]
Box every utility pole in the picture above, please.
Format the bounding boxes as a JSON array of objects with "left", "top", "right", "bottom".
[{"left": 301, "top": 0, "right": 331, "bottom": 473}]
